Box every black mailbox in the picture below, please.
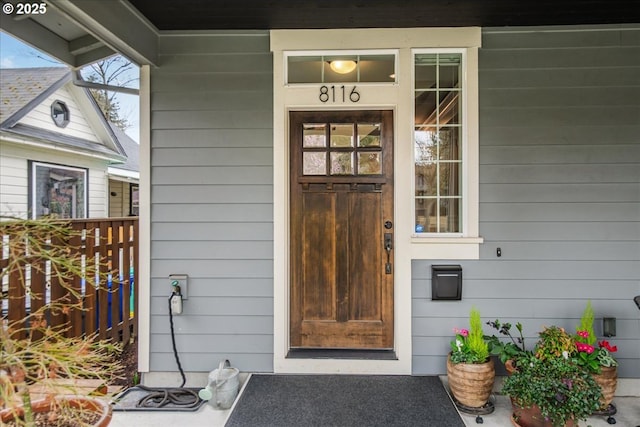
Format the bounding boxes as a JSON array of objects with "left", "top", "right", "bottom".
[{"left": 431, "top": 265, "right": 462, "bottom": 301}]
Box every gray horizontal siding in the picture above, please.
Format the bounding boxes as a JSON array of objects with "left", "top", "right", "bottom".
[
  {"left": 149, "top": 32, "right": 273, "bottom": 373},
  {"left": 150, "top": 315, "right": 273, "bottom": 334},
  {"left": 413, "top": 25, "right": 640, "bottom": 378},
  {"left": 481, "top": 125, "right": 639, "bottom": 146},
  {"left": 153, "top": 203, "right": 272, "bottom": 222},
  {"left": 152, "top": 129, "right": 273, "bottom": 148}
]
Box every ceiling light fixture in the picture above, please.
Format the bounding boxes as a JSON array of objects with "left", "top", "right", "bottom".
[{"left": 330, "top": 60, "right": 357, "bottom": 74}]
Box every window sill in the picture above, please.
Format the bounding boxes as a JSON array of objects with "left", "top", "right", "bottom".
[
  {"left": 410, "top": 236, "right": 484, "bottom": 244},
  {"left": 408, "top": 236, "right": 483, "bottom": 260}
]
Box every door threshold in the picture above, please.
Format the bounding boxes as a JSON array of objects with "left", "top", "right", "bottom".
[{"left": 287, "top": 349, "right": 397, "bottom": 360}]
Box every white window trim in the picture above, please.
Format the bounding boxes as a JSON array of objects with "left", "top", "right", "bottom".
[
  {"left": 30, "top": 161, "right": 88, "bottom": 219},
  {"left": 410, "top": 46, "right": 482, "bottom": 259}
]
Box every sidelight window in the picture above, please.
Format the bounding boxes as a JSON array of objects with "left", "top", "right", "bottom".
[{"left": 414, "top": 52, "right": 463, "bottom": 234}]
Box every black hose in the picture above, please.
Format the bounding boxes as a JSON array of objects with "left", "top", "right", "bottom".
[
  {"left": 135, "top": 385, "right": 201, "bottom": 409},
  {"left": 132, "top": 294, "right": 199, "bottom": 409}
]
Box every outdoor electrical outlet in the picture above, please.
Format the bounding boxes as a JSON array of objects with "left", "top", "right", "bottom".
[{"left": 169, "top": 274, "right": 188, "bottom": 299}]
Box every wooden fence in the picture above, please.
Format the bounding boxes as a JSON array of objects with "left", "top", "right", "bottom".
[{"left": 1, "top": 218, "right": 138, "bottom": 345}]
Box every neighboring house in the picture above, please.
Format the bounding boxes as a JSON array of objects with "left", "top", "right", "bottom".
[
  {"left": 2, "top": 2, "right": 638, "bottom": 392},
  {"left": 0, "top": 67, "right": 134, "bottom": 219},
  {"left": 108, "top": 124, "right": 140, "bottom": 217}
]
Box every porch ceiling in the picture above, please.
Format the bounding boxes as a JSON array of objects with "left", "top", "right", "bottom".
[{"left": 127, "top": 0, "right": 640, "bottom": 31}]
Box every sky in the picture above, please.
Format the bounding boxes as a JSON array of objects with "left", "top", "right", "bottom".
[{"left": 0, "top": 32, "right": 140, "bottom": 142}]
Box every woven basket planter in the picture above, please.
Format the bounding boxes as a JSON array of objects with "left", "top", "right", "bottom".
[
  {"left": 593, "top": 366, "right": 617, "bottom": 409},
  {"left": 446, "top": 354, "right": 495, "bottom": 408}
]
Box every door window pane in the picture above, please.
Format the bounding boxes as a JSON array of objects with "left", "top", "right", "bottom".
[
  {"left": 358, "top": 152, "right": 381, "bottom": 175},
  {"left": 357, "top": 123, "right": 381, "bottom": 147},
  {"left": 330, "top": 152, "right": 353, "bottom": 175},
  {"left": 303, "top": 152, "right": 326, "bottom": 175},
  {"left": 330, "top": 124, "right": 354, "bottom": 147},
  {"left": 303, "top": 124, "right": 326, "bottom": 147}
]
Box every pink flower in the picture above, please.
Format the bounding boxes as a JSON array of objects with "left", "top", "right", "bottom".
[
  {"left": 576, "top": 342, "right": 594, "bottom": 354},
  {"left": 577, "top": 330, "right": 589, "bottom": 339},
  {"left": 454, "top": 328, "right": 469, "bottom": 337}
]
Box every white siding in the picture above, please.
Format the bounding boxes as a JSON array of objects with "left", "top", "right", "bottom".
[
  {"left": 0, "top": 141, "right": 109, "bottom": 218},
  {"left": 18, "top": 85, "right": 102, "bottom": 143}
]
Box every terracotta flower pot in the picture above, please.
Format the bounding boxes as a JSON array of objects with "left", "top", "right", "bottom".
[
  {"left": 446, "top": 354, "right": 495, "bottom": 408},
  {"left": 505, "top": 359, "right": 517, "bottom": 376},
  {"left": 510, "top": 400, "right": 575, "bottom": 427},
  {"left": 0, "top": 395, "right": 112, "bottom": 427},
  {"left": 592, "top": 366, "right": 617, "bottom": 409}
]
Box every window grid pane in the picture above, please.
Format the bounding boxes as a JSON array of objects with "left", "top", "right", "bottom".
[
  {"left": 302, "top": 122, "right": 383, "bottom": 177},
  {"left": 414, "top": 53, "right": 463, "bottom": 234}
]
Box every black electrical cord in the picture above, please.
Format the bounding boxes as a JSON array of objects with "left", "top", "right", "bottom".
[
  {"left": 132, "top": 291, "right": 200, "bottom": 409},
  {"left": 168, "top": 291, "right": 187, "bottom": 387}
]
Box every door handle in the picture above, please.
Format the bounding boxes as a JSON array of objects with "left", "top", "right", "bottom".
[{"left": 384, "top": 233, "right": 392, "bottom": 274}]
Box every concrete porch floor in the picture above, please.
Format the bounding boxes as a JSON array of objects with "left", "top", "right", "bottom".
[{"left": 108, "top": 376, "right": 640, "bottom": 427}]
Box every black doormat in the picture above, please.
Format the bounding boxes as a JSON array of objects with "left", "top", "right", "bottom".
[{"left": 225, "top": 375, "right": 464, "bottom": 427}]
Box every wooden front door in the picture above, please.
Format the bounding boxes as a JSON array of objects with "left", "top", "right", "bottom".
[{"left": 290, "top": 110, "right": 394, "bottom": 349}]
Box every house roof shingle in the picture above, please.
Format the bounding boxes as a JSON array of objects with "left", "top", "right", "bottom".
[{"left": 0, "top": 67, "right": 69, "bottom": 124}]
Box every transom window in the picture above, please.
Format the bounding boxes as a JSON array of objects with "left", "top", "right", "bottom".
[
  {"left": 287, "top": 52, "right": 396, "bottom": 84},
  {"left": 414, "top": 52, "right": 463, "bottom": 234},
  {"left": 302, "top": 122, "right": 382, "bottom": 176}
]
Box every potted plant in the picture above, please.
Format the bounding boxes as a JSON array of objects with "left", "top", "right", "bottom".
[
  {"left": 0, "top": 217, "right": 122, "bottom": 426},
  {"left": 485, "top": 319, "right": 532, "bottom": 374},
  {"left": 502, "top": 326, "right": 602, "bottom": 427},
  {"left": 573, "top": 301, "right": 618, "bottom": 412},
  {"left": 446, "top": 307, "right": 495, "bottom": 409}
]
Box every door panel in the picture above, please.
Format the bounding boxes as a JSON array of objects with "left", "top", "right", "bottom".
[{"left": 290, "top": 110, "right": 394, "bottom": 350}]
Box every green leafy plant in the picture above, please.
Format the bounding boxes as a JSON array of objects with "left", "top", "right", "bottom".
[
  {"left": 502, "top": 355, "right": 602, "bottom": 427},
  {"left": 596, "top": 341, "right": 618, "bottom": 368},
  {"left": 502, "top": 325, "right": 605, "bottom": 426},
  {"left": 535, "top": 326, "right": 574, "bottom": 361},
  {"left": 450, "top": 307, "right": 489, "bottom": 364},
  {"left": 485, "top": 319, "right": 530, "bottom": 365}
]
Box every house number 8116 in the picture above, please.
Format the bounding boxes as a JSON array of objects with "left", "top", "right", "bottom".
[{"left": 319, "top": 85, "right": 360, "bottom": 103}]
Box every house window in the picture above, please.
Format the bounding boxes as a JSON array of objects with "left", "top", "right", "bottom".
[
  {"left": 414, "top": 52, "right": 463, "bottom": 234},
  {"left": 50, "top": 100, "right": 70, "bottom": 128},
  {"left": 30, "top": 161, "right": 87, "bottom": 219},
  {"left": 129, "top": 184, "right": 139, "bottom": 216}
]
